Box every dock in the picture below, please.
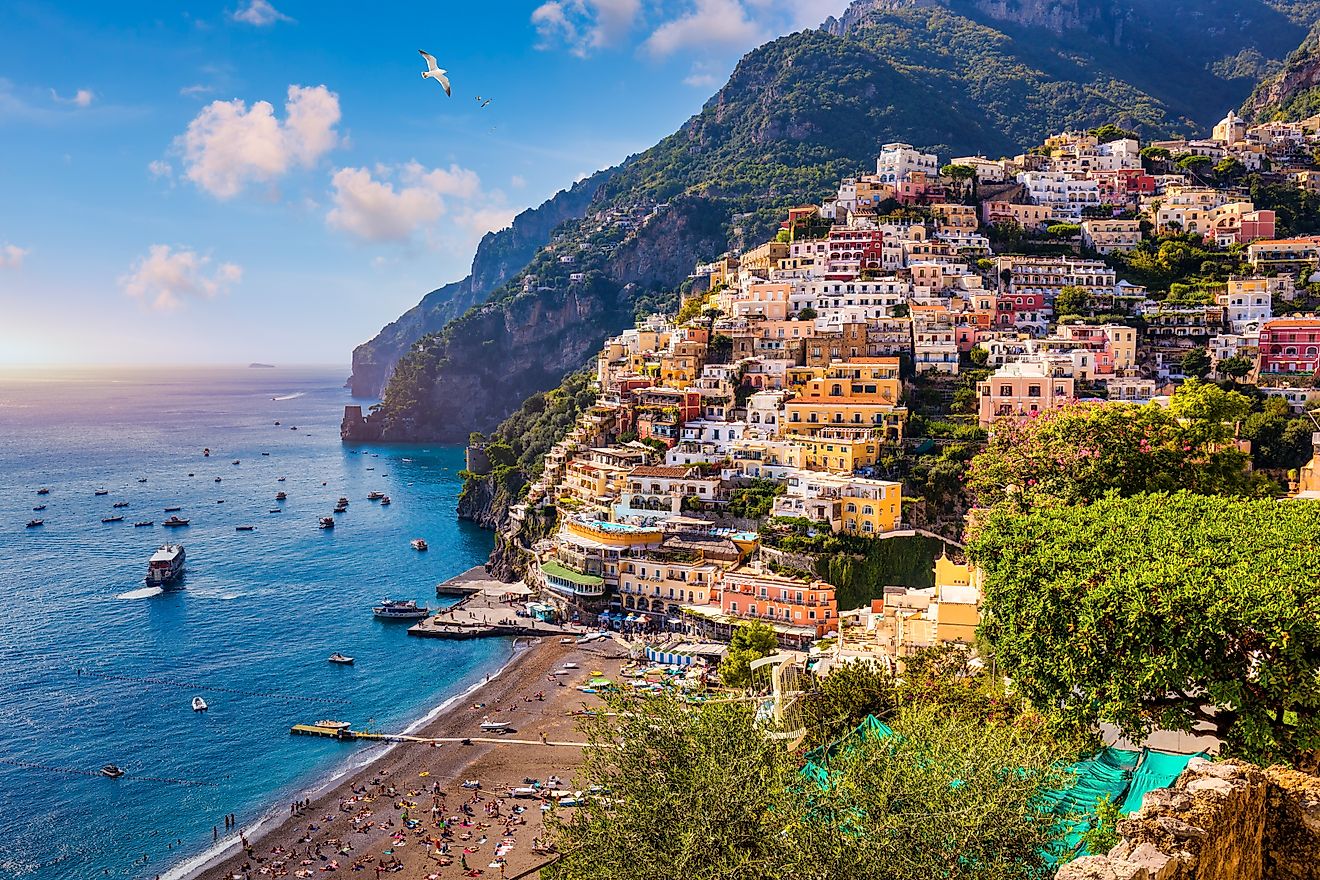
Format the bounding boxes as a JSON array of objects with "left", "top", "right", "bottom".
[
  {"left": 289, "top": 722, "right": 586, "bottom": 747},
  {"left": 411, "top": 577, "right": 574, "bottom": 640}
]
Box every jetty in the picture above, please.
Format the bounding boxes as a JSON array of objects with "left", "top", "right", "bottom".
[
  {"left": 410, "top": 573, "right": 575, "bottom": 640},
  {"left": 289, "top": 722, "right": 585, "bottom": 747}
]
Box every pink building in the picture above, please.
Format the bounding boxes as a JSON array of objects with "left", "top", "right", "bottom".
[
  {"left": 977, "top": 361, "right": 1076, "bottom": 427},
  {"left": 1258, "top": 317, "right": 1320, "bottom": 374}
]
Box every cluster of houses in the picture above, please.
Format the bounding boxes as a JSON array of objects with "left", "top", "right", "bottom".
[{"left": 487, "top": 117, "right": 1320, "bottom": 668}]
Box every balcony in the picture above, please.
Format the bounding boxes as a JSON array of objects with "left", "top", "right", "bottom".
[{"left": 541, "top": 560, "right": 605, "bottom": 598}]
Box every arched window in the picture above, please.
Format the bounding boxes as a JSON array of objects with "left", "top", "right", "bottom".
[{"left": 862, "top": 505, "right": 874, "bottom": 515}]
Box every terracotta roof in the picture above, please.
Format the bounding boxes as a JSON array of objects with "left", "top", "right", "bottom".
[{"left": 629, "top": 466, "right": 692, "bottom": 478}]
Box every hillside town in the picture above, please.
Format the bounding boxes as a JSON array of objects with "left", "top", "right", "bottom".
[{"left": 468, "top": 111, "right": 1320, "bottom": 674}]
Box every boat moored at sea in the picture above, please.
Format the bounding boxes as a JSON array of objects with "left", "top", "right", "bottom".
[
  {"left": 100, "top": 764, "right": 125, "bottom": 778},
  {"left": 327, "top": 653, "right": 354, "bottom": 665},
  {"left": 275, "top": 491, "right": 287, "bottom": 500},
  {"left": 147, "top": 544, "right": 186, "bottom": 586},
  {"left": 319, "top": 516, "right": 335, "bottom": 529},
  {"left": 102, "top": 515, "right": 124, "bottom": 523},
  {"left": 372, "top": 599, "right": 429, "bottom": 619},
  {"left": 411, "top": 538, "right": 428, "bottom": 551},
  {"left": 113, "top": 501, "right": 129, "bottom": 508},
  {"left": 26, "top": 519, "right": 43, "bottom": 528},
  {"left": 164, "top": 506, "right": 182, "bottom": 512},
  {"left": 36, "top": 488, "right": 49, "bottom": 496},
  {"left": 192, "top": 696, "right": 208, "bottom": 712},
  {"left": 94, "top": 489, "right": 108, "bottom": 496},
  {"left": 32, "top": 504, "right": 45, "bottom": 511},
  {"left": 162, "top": 516, "right": 190, "bottom": 527},
  {"left": 367, "top": 491, "right": 384, "bottom": 501},
  {"left": 379, "top": 496, "right": 391, "bottom": 506},
  {"left": 236, "top": 525, "right": 255, "bottom": 531},
  {"left": 134, "top": 521, "right": 153, "bottom": 527}
]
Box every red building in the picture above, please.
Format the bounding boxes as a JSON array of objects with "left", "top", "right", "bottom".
[{"left": 1258, "top": 318, "right": 1320, "bottom": 375}]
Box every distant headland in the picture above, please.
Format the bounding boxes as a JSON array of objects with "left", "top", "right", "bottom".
[{"left": 248, "top": 363, "right": 276, "bottom": 369}]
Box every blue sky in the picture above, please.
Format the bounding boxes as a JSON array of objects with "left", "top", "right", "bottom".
[{"left": 0, "top": 0, "right": 851, "bottom": 366}]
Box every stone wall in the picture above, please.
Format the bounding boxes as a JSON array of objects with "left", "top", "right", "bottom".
[{"left": 1056, "top": 759, "right": 1320, "bottom": 880}]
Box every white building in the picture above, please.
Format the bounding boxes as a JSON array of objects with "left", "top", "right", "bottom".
[{"left": 876, "top": 143, "right": 939, "bottom": 185}]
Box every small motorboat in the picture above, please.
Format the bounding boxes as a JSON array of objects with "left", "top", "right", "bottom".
[
  {"left": 138, "top": 477, "right": 147, "bottom": 483},
  {"left": 480, "top": 721, "right": 512, "bottom": 733},
  {"left": 214, "top": 477, "right": 222, "bottom": 483},
  {"left": 164, "top": 506, "right": 182, "bottom": 512},
  {"left": 216, "top": 499, "right": 225, "bottom": 504},
  {"left": 274, "top": 421, "right": 280, "bottom": 426},
  {"left": 203, "top": 448, "right": 210, "bottom": 457},
  {"left": 192, "top": 696, "right": 208, "bottom": 712},
  {"left": 134, "top": 521, "right": 154, "bottom": 528},
  {"left": 275, "top": 491, "right": 287, "bottom": 501},
  {"left": 261, "top": 452, "right": 270, "bottom": 456},
  {"left": 379, "top": 496, "right": 391, "bottom": 506},
  {"left": 36, "top": 488, "right": 50, "bottom": 496},
  {"left": 100, "top": 764, "right": 125, "bottom": 779},
  {"left": 187, "top": 472, "right": 194, "bottom": 477},
  {"left": 333, "top": 505, "right": 348, "bottom": 514},
  {"left": 26, "top": 519, "right": 43, "bottom": 528},
  {"left": 366, "top": 467, "right": 375, "bottom": 471},
  {"left": 337, "top": 497, "right": 350, "bottom": 506},
  {"left": 101, "top": 516, "right": 124, "bottom": 523},
  {"left": 461, "top": 779, "right": 481, "bottom": 789},
  {"left": 94, "top": 489, "right": 109, "bottom": 496},
  {"left": 328, "top": 653, "right": 355, "bottom": 665},
  {"left": 319, "top": 516, "right": 335, "bottom": 529},
  {"left": 32, "top": 504, "right": 46, "bottom": 511},
  {"left": 290, "top": 426, "right": 297, "bottom": 431},
  {"left": 232, "top": 460, "right": 240, "bottom": 465},
  {"left": 236, "top": 525, "right": 255, "bottom": 531},
  {"left": 113, "top": 501, "right": 130, "bottom": 508},
  {"left": 277, "top": 476, "right": 286, "bottom": 482},
  {"left": 269, "top": 508, "right": 283, "bottom": 513},
  {"left": 367, "top": 491, "right": 384, "bottom": 501},
  {"left": 162, "top": 516, "right": 190, "bottom": 527},
  {"left": 411, "top": 538, "right": 428, "bottom": 551}
]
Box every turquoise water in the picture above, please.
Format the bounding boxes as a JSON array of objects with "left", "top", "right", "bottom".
[{"left": 0, "top": 367, "right": 503, "bottom": 879}]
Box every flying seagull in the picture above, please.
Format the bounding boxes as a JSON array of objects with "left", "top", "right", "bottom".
[
  {"left": 476, "top": 96, "right": 493, "bottom": 108},
  {"left": 418, "top": 50, "right": 450, "bottom": 96}
]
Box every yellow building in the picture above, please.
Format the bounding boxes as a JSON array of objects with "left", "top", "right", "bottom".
[
  {"left": 791, "top": 429, "right": 885, "bottom": 474},
  {"left": 740, "top": 241, "right": 790, "bottom": 274},
  {"left": 561, "top": 458, "right": 630, "bottom": 510},
  {"left": 839, "top": 479, "right": 902, "bottom": 535},
  {"left": 619, "top": 555, "right": 721, "bottom": 613},
  {"left": 659, "top": 340, "right": 707, "bottom": 387},
  {"left": 784, "top": 358, "right": 905, "bottom": 441},
  {"left": 932, "top": 554, "right": 980, "bottom": 645}
]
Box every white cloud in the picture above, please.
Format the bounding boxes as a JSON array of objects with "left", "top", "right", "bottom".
[
  {"left": 232, "top": 0, "right": 293, "bottom": 26},
  {"left": 174, "top": 84, "right": 341, "bottom": 199},
  {"left": 327, "top": 162, "right": 514, "bottom": 252},
  {"left": 510, "top": 174, "right": 527, "bottom": 189},
  {"left": 0, "top": 244, "right": 28, "bottom": 269},
  {"left": 50, "top": 88, "right": 94, "bottom": 107},
  {"left": 643, "top": 0, "right": 764, "bottom": 57},
  {"left": 180, "top": 83, "right": 216, "bottom": 98},
  {"left": 119, "top": 245, "right": 242, "bottom": 310},
  {"left": 532, "top": 0, "right": 641, "bottom": 56},
  {"left": 148, "top": 159, "right": 173, "bottom": 179}
]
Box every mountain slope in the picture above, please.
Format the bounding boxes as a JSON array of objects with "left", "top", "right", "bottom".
[
  {"left": 350, "top": 0, "right": 1309, "bottom": 444},
  {"left": 348, "top": 168, "right": 616, "bottom": 397},
  {"left": 1241, "top": 19, "right": 1320, "bottom": 120}
]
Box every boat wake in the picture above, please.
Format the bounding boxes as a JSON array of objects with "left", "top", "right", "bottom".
[
  {"left": 116, "top": 586, "right": 163, "bottom": 600},
  {"left": 271, "top": 392, "right": 305, "bottom": 401}
]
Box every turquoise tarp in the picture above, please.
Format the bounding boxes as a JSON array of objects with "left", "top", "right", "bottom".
[{"left": 1118, "top": 749, "right": 1206, "bottom": 815}]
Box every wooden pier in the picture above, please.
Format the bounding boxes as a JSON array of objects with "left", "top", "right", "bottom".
[{"left": 289, "top": 723, "right": 586, "bottom": 747}]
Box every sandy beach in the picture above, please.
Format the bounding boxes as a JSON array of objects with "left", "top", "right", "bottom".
[{"left": 184, "top": 634, "right": 626, "bottom": 880}]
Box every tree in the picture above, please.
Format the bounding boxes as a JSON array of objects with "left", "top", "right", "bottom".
[
  {"left": 1214, "top": 156, "right": 1246, "bottom": 185},
  {"left": 966, "top": 390, "right": 1259, "bottom": 510},
  {"left": 1054, "top": 285, "right": 1091, "bottom": 317},
  {"left": 796, "top": 306, "right": 818, "bottom": 320},
  {"left": 547, "top": 694, "right": 1072, "bottom": 880},
  {"left": 1175, "top": 154, "right": 1213, "bottom": 182},
  {"left": 1047, "top": 223, "right": 1081, "bottom": 239},
  {"left": 1179, "top": 346, "right": 1211, "bottom": 378},
  {"left": 775, "top": 228, "right": 792, "bottom": 243},
  {"left": 1089, "top": 123, "right": 1138, "bottom": 143},
  {"left": 798, "top": 659, "right": 897, "bottom": 748},
  {"left": 719, "top": 621, "right": 779, "bottom": 687},
  {"left": 969, "top": 492, "right": 1320, "bottom": 765},
  {"left": 968, "top": 344, "right": 990, "bottom": 367},
  {"left": 940, "top": 163, "right": 976, "bottom": 182},
  {"left": 1216, "top": 354, "right": 1253, "bottom": 381}
]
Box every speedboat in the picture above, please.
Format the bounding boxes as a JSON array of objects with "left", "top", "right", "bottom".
[
  {"left": 480, "top": 721, "right": 512, "bottom": 733},
  {"left": 379, "top": 496, "right": 391, "bottom": 506},
  {"left": 113, "top": 501, "right": 129, "bottom": 508},
  {"left": 162, "top": 516, "right": 190, "bottom": 527},
  {"left": 319, "top": 517, "right": 335, "bottom": 529},
  {"left": 232, "top": 459, "right": 240, "bottom": 465},
  {"left": 328, "top": 653, "right": 355, "bottom": 665},
  {"left": 187, "top": 473, "right": 194, "bottom": 477},
  {"left": 216, "top": 499, "right": 224, "bottom": 504},
  {"left": 100, "top": 764, "right": 125, "bottom": 778},
  {"left": 101, "top": 515, "right": 124, "bottom": 523},
  {"left": 290, "top": 426, "right": 297, "bottom": 430},
  {"left": 261, "top": 452, "right": 270, "bottom": 456},
  {"left": 147, "top": 544, "right": 186, "bottom": 586},
  {"left": 236, "top": 525, "right": 255, "bottom": 531},
  {"left": 138, "top": 477, "right": 147, "bottom": 483},
  {"left": 192, "top": 696, "right": 208, "bottom": 712},
  {"left": 333, "top": 505, "right": 348, "bottom": 514},
  {"left": 26, "top": 519, "right": 43, "bottom": 528},
  {"left": 214, "top": 477, "right": 222, "bottom": 483},
  {"left": 411, "top": 538, "right": 428, "bottom": 551},
  {"left": 134, "top": 521, "right": 154, "bottom": 527},
  {"left": 32, "top": 504, "right": 45, "bottom": 511},
  {"left": 372, "top": 599, "right": 429, "bottom": 619},
  {"left": 164, "top": 506, "right": 182, "bottom": 512},
  {"left": 337, "top": 497, "right": 350, "bottom": 506},
  {"left": 203, "top": 448, "right": 210, "bottom": 457},
  {"left": 269, "top": 508, "right": 283, "bottom": 513},
  {"left": 274, "top": 421, "right": 280, "bottom": 426},
  {"left": 36, "top": 488, "right": 49, "bottom": 495},
  {"left": 275, "top": 491, "right": 287, "bottom": 500},
  {"left": 367, "top": 491, "right": 384, "bottom": 501},
  {"left": 277, "top": 476, "right": 286, "bottom": 482},
  {"left": 94, "top": 489, "right": 108, "bottom": 496}
]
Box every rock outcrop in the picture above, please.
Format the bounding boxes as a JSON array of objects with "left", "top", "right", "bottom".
[
  {"left": 1241, "top": 21, "right": 1320, "bottom": 122},
  {"left": 1056, "top": 758, "right": 1320, "bottom": 880}
]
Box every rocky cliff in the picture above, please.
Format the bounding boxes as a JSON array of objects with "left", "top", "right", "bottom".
[
  {"left": 1242, "top": 20, "right": 1320, "bottom": 121},
  {"left": 347, "top": 168, "right": 617, "bottom": 398}
]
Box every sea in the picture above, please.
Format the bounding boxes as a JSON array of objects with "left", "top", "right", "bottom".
[{"left": 0, "top": 366, "right": 506, "bottom": 880}]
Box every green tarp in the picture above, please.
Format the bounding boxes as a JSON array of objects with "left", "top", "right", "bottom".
[
  {"left": 1119, "top": 749, "right": 1206, "bottom": 815},
  {"left": 1044, "top": 747, "right": 1139, "bottom": 857}
]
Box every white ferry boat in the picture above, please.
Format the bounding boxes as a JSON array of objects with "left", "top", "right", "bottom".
[
  {"left": 146, "top": 544, "right": 186, "bottom": 587},
  {"left": 372, "top": 599, "right": 430, "bottom": 620}
]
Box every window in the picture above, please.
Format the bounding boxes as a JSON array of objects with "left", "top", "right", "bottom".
[{"left": 1028, "top": 385, "right": 1041, "bottom": 397}]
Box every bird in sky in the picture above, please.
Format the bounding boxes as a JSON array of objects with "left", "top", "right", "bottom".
[
  {"left": 418, "top": 50, "right": 450, "bottom": 96},
  {"left": 476, "top": 96, "right": 493, "bottom": 108}
]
